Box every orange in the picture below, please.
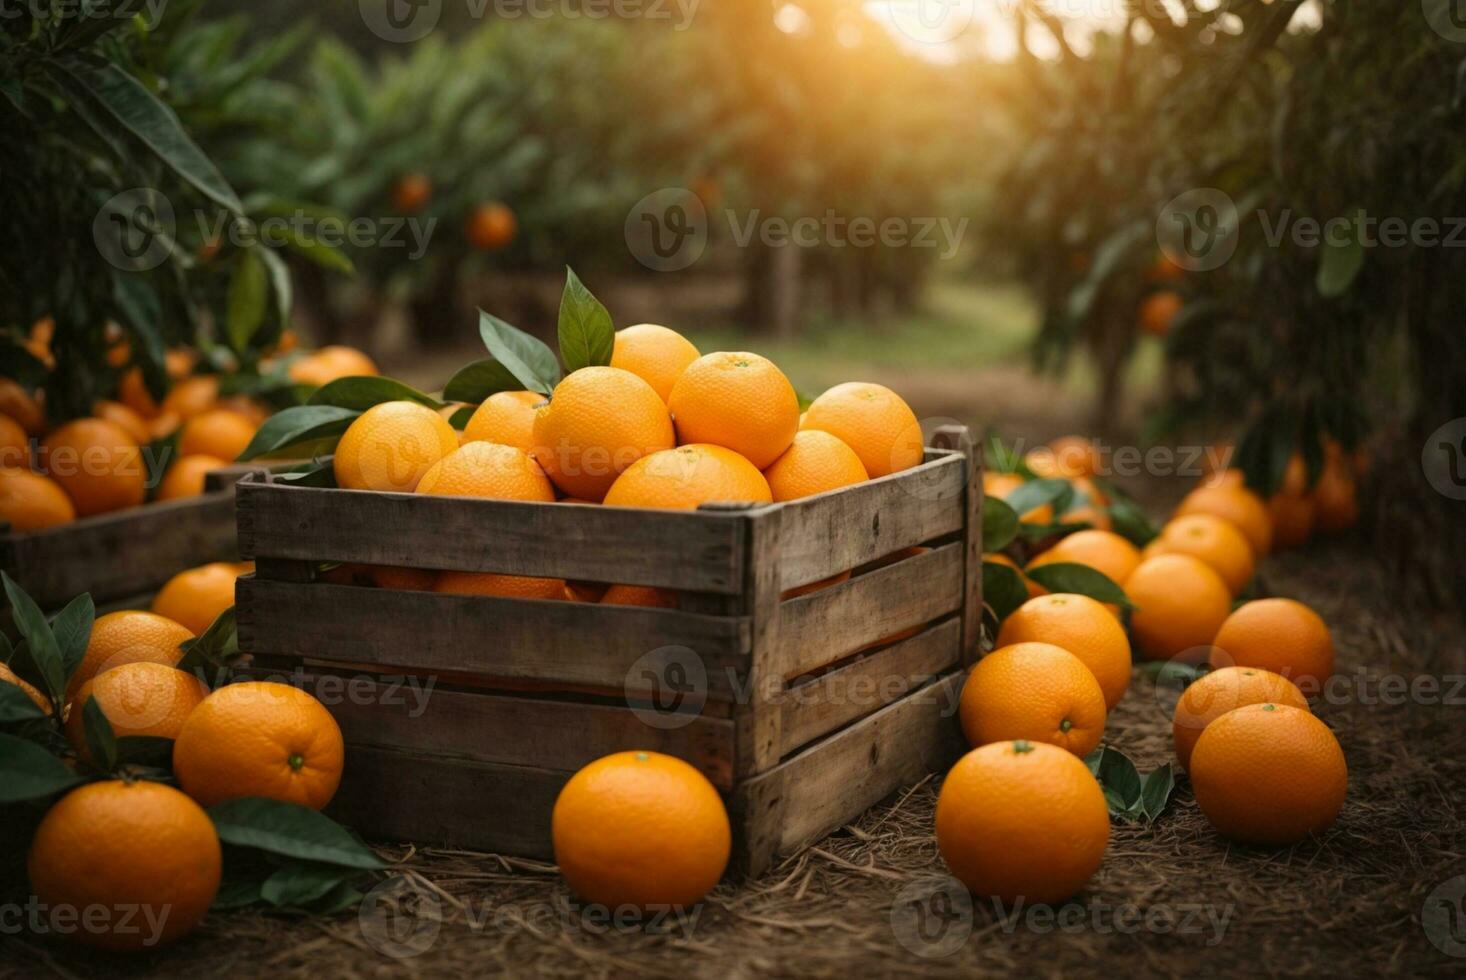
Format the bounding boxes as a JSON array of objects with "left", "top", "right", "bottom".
[
  {"left": 117, "top": 367, "right": 160, "bottom": 418},
  {"left": 391, "top": 172, "right": 432, "bottom": 213},
  {"left": 984, "top": 471, "right": 1052, "bottom": 524},
  {"left": 603, "top": 444, "right": 772, "bottom": 510},
  {"left": 985, "top": 553, "right": 1046, "bottom": 600},
  {"left": 166, "top": 347, "right": 199, "bottom": 379},
  {"left": 1268, "top": 488, "right": 1315, "bottom": 551},
  {"left": 762, "top": 430, "right": 868, "bottom": 502},
  {"left": 155, "top": 453, "right": 228, "bottom": 501},
  {"left": 1148, "top": 514, "right": 1255, "bottom": 595},
  {"left": 1211, "top": 598, "right": 1334, "bottom": 695},
  {"left": 1059, "top": 503, "right": 1111, "bottom": 531},
  {"left": 288, "top": 346, "right": 379, "bottom": 387},
  {"left": 435, "top": 570, "right": 566, "bottom": 601},
  {"left": 219, "top": 395, "right": 268, "bottom": 428},
  {"left": 801, "top": 381, "right": 922, "bottom": 478},
  {"left": 67, "top": 662, "right": 208, "bottom": 758},
  {"left": 552, "top": 750, "right": 730, "bottom": 910},
  {"left": 370, "top": 565, "right": 437, "bottom": 591},
  {"left": 1026, "top": 436, "right": 1098, "bottom": 478},
  {"left": 935, "top": 740, "right": 1109, "bottom": 904},
  {"left": 415, "top": 441, "right": 554, "bottom": 501},
  {"left": 149, "top": 410, "right": 182, "bottom": 440},
  {"left": 1123, "top": 554, "right": 1231, "bottom": 663},
  {"left": 27, "top": 780, "right": 221, "bottom": 951},
  {"left": 160, "top": 374, "right": 220, "bottom": 420},
  {"left": 173, "top": 681, "right": 344, "bottom": 810},
  {"left": 1069, "top": 475, "right": 1109, "bottom": 507},
  {"left": 0, "top": 661, "right": 51, "bottom": 715},
  {"left": 39, "top": 418, "right": 146, "bottom": 517},
  {"left": 0, "top": 467, "right": 75, "bottom": 531},
  {"left": 1026, "top": 529, "right": 1141, "bottom": 587},
  {"left": 0, "top": 379, "right": 45, "bottom": 434},
  {"left": 610, "top": 324, "right": 701, "bottom": 404},
  {"left": 70, "top": 610, "right": 194, "bottom": 701},
  {"left": 1189, "top": 703, "right": 1347, "bottom": 844},
  {"left": 1139, "top": 291, "right": 1183, "bottom": 336},
  {"left": 462, "top": 390, "right": 546, "bottom": 452},
  {"left": 151, "top": 561, "right": 253, "bottom": 635},
  {"left": 1174, "top": 481, "right": 1272, "bottom": 556},
  {"left": 531, "top": 366, "right": 675, "bottom": 501},
  {"left": 91, "top": 400, "right": 150, "bottom": 446},
  {"left": 1311, "top": 455, "right": 1359, "bottom": 534},
  {"left": 1149, "top": 251, "right": 1187, "bottom": 282},
  {"left": 1172, "top": 666, "right": 1308, "bottom": 771},
  {"left": 995, "top": 594, "right": 1132, "bottom": 709},
  {"left": 958, "top": 642, "right": 1107, "bottom": 756},
  {"left": 0, "top": 412, "right": 27, "bottom": 468},
  {"left": 667, "top": 352, "right": 798, "bottom": 469},
  {"left": 465, "top": 201, "right": 517, "bottom": 250},
  {"left": 178, "top": 408, "right": 256, "bottom": 462},
  {"left": 601, "top": 584, "right": 678, "bottom": 608},
  {"left": 564, "top": 580, "right": 610, "bottom": 602},
  {"left": 333, "top": 400, "right": 459, "bottom": 493}
]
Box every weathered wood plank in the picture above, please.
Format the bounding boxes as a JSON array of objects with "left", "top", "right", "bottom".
[
  {"left": 772, "top": 453, "right": 965, "bottom": 592},
  {"left": 773, "top": 542, "right": 963, "bottom": 680},
  {"left": 235, "top": 475, "right": 747, "bottom": 594},
  {"left": 777, "top": 617, "right": 960, "bottom": 757},
  {"left": 733, "top": 506, "right": 785, "bottom": 780},
  {"left": 929, "top": 426, "right": 983, "bottom": 666},
  {"left": 235, "top": 576, "right": 751, "bottom": 700}
]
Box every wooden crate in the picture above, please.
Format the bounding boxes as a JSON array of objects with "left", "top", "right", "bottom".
[{"left": 234, "top": 428, "right": 982, "bottom": 875}]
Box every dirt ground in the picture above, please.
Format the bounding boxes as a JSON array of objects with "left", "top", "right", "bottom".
[{"left": 5, "top": 364, "right": 1465, "bottom": 978}]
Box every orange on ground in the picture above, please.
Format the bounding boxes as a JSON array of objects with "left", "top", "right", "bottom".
[
  {"left": 985, "top": 554, "right": 1046, "bottom": 600},
  {"left": 935, "top": 740, "right": 1108, "bottom": 904},
  {"left": 0, "top": 379, "right": 44, "bottom": 434},
  {"left": 601, "top": 584, "right": 678, "bottom": 608},
  {"left": 435, "top": 570, "right": 566, "bottom": 601},
  {"left": 0, "top": 468, "right": 75, "bottom": 531},
  {"left": 552, "top": 750, "right": 730, "bottom": 911},
  {"left": 763, "top": 430, "right": 868, "bottom": 502},
  {"left": 462, "top": 390, "right": 545, "bottom": 453},
  {"left": 603, "top": 444, "right": 772, "bottom": 510},
  {"left": 39, "top": 418, "right": 146, "bottom": 517},
  {"left": 0, "top": 662, "right": 51, "bottom": 715},
  {"left": 1139, "top": 291, "right": 1183, "bottom": 336},
  {"left": 958, "top": 642, "right": 1107, "bottom": 757},
  {"left": 178, "top": 408, "right": 256, "bottom": 462},
  {"left": 1190, "top": 703, "right": 1347, "bottom": 845},
  {"left": 67, "top": 662, "right": 208, "bottom": 758},
  {"left": 156, "top": 454, "right": 227, "bottom": 501},
  {"left": 1211, "top": 597, "right": 1335, "bottom": 695},
  {"left": 70, "top": 610, "right": 194, "bottom": 701},
  {"left": 1123, "top": 554, "right": 1231, "bottom": 663},
  {"left": 1027, "top": 529, "right": 1141, "bottom": 587},
  {"left": 610, "top": 323, "right": 701, "bottom": 404},
  {"left": 1312, "top": 455, "right": 1359, "bottom": 534},
  {"left": 1174, "top": 481, "right": 1272, "bottom": 556},
  {"left": 161, "top": 375, "right": 220, "bottom": 420},
  {"left": 668, "top": 352, "right": 799, "bottom": 469},
  {"left": 173, "top": 681, "right": 344, "bottom": 810},
  {"left": 465, "top": 202, "right": 517, "bottom": 250},
  {"left": 27, "top": 781, "right": 221, "bottom": 951},
  {"left": 91, "top": 400, "right": 150, "bottom": 445},
  {"left": 1172, "top": 666, "right": 1309, "bottom": 771},
  {"left": 1149, "top": 513, "right": 1256, "bottom": 595},
  {"left": 801, "top": 381, "right": 922, "bottom": 478},
  {"left": 531, "top": 366, "right": 674, "bottom": 501},
  {"left": 151, "top": 561, "right": 253, "bottom": 635},
  {"left": 117, "top": 368, "right": 160, "bottom": 418},
  {"left": 333, "top": 400, "right": 459, "bottom": 493},
  {"left": 415, "top": 441, "right": 554, "bottom": 502},
  {"left": 995, "top": 594, "right": 1132, "bottom": 710}
]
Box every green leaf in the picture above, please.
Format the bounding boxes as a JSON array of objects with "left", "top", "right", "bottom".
[
  {"left": 982, "top": 498, "right": 1019, "bottom": 552},
  {"left": 227, "top": 249, "right": 269, "bottom": 354},
  {"left": 1137, "top": 660, "right": 1207, "bottom": 686},
  {"left": 478, "top": 310, "right": 560, "bottom": 397},
  {"left": 50, "top": 594, "right": 95, "bottom": 686},
  {"left": 1024, "top": 562, "right": 1133, "bottom": 609},
  {"left": 557, "top": 268, "right": 615, "bottom": 372},
  {"left": 268, "top": 226, "right": 355, "bottom": 276},
  {"left": 260, "top": 864, "right": 355, "bottom": 909},
  {"left": 1003, "top": 479, "right": 1073, "bottom": 521},
  {"left": 176, "top": 607, "right": 238, "bottom": 675},
  {"left": 0, "top": 630, "right": 12, "bottom": 665},
  {"left": 308, "top": 378, "right": 443, "bottom": 413},
  {"left": 442, "top": 359, "right": 526, "bottom": 404},
  {"left": 237, "top": 405, "right": 360, "bottom": 461},
  {"left": 1140, "top": 764, "right": 1176, "bottom": 821},
  {"left": 111, "top": 272, "right": 168, "bottom": 398},
  {"left": 209, "top": 797, "right": 386, "bottom": 870},
  {"left": 1317, "top": 209, "right": 1367, "bottom": 299},
  {"left": 982, "top": 560, "right": 1029, "bottom": 625},
  {"left": 83, "top": 696, "right": 118, "bottom": 772},
  {"left": 275, "top": 460, "right": 337, "bottom": 488},
  {"left": 212, "top": 877, "right": 265, "bottom": 910},
  {"left": 1105, "top": 495, "right": 1159, "bottom": 547},
  {"left": 1085, "top": 745, "right": 1143, "bottom": 817},
  {"left": 2, "top": 573, "right": 64, "bottom": 705},
  {"left": 0, "top": 734, "right": 84, "bottom": 803},
  {"left": 0, "top": 684, "right": 48, "bottom": 724},
  {"left": 309, "top": 881, "right": 365, "bottom": 915},
  {"left": 49, "top": 59, "right": 244, "bottom": 214},
  {"left": 448, "top": 406, "right": 476, "bottom": 430},
  {"left": 258, "top": 246, "right": 294, "bottom": 337}
]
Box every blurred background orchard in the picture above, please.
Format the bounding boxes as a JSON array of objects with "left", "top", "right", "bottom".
[{"left": 5, "top": 0, "right": 1466, "bottom": 603}]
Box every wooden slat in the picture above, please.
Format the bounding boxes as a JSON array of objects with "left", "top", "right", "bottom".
[
  {"left": 235, "top": 475, "right": 747, "bottom": 594},
  {"left": 235, "top": 665, "right": 736, "bottom": 789},
  {"left": 0, "top": 490, "right": 237, "bottom": 609},
  {"left": 732, "top": 672, "right": 966, "bottom": 874},
  {"left": 773, "top": 542, "right": 964, "bottom": 679},
  {"left": 236, "top": 576, "right": 751, "bottom": 700},
  {"left": 772, "top": 452, "right": 965, "bottom": 591},
  {"left": 777, "top": 617, "right": 961, "bottom": 757},
  {"left": 930, "top": 426, "right": 983, "bottom": 666}
]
